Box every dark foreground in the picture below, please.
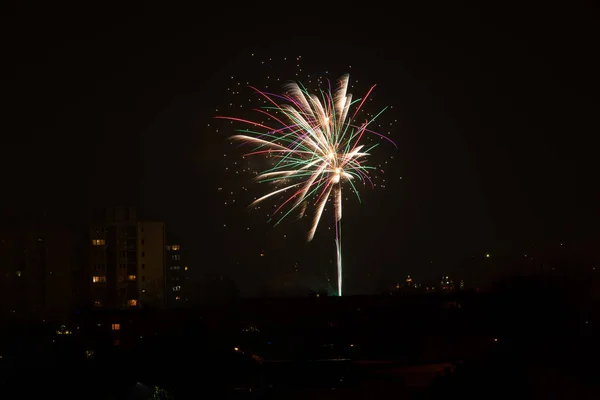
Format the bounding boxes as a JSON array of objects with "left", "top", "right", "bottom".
[{"left": 1, "top": 284, "right": 600, "bottom": 399}]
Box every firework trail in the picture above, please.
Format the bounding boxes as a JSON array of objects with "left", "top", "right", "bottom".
[{"left": 216, "top": 74, "right": 395, "bottom": 296}]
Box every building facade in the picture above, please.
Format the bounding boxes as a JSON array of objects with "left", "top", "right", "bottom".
[
  {"left": 89, "top": 207, "right": 166, "bottom": 310},
  {"left": 165, "top": 243, "right": 188, "bottom": 307}
]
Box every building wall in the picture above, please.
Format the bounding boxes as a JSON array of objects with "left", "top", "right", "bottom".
[
  {"left": 0, "top": 233, "right": 44, "bottom": 315},
  {"left": 89, "top": 207, "right": 165, "bottom": 310},
  {"left": 166, "top": 244, "right": 187, "bottom": 307},
  {"left": 138, "top": 221, "right": 165, "bottom": 309},
  {"left": 44, "top": 231, "right": 76, "bottom": 320},
  {"left": 0, "top": 230, "right": 76, "bottom": 321},
  {"left": 90, "top": 225, "right": 111, "bottom": 308}
]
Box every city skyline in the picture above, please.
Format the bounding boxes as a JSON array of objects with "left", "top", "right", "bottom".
[{"left": 2, "top": 3, "right": 598, "bottom": 296}]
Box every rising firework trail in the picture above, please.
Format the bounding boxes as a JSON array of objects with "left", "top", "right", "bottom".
[{"left": 217, "top": 74, "right": 396, "bottom": 296}]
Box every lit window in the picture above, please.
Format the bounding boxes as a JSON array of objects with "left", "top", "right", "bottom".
[
  {"left": 128, "top": 299, "right": 138, "bottom": 307},
  {"left": 112, "top": 323, "right": 120, "bottom": 331},
  {"left": 93, "top": 300, "right": 102, "bottom": 307},
  {"left": 172, "top": 285, "right": 181, "bottom": 292},
  {"left": 171, "top": 245, "right": 180, "bottom": 251},
  {"left": 92, "top": 276, "right": 107, "bottom": 283},
  {"left": 92, "top": 239, "right": 106, "bottom": 246},
  {"left": 184, "top": 266, "right": 188, "bottom": 271},
  {"left": 175, "top": 296, "right": 181, "bottom": 300},
  {"left": 127, "top": 275, "right": 136, "bottom": 281}
]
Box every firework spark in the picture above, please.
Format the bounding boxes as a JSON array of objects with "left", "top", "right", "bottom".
[{"left": 217, "top": 73, "right": 395, "bottom": 296}]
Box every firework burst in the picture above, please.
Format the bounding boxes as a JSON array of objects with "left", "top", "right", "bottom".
[{"left": 216, "top": 73, "right": 396, "bottom": 296}]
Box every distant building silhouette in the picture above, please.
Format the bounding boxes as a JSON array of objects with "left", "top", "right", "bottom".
[
  {"left": 392, "top": 275, "right": 422, "bottom": 294},
  {"left": 0, "top": 227, "right": 79, "bottom": 321},
  {"left": 440, "top": 276, "right": 454, "bottom": 291},
  {"left": 89, "top": 206, "right": 166, "bottom": 310}
]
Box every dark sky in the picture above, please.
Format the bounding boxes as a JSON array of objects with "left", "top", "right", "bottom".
[{"left": 3, "top": 3, "right": 599, "bottom": 295}]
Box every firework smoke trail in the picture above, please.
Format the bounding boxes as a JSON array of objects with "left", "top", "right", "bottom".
[{"left": 217, "top": 74, "right": 396, "bottom": 296}]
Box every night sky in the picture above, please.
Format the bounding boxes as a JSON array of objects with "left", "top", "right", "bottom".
[{"left": 3, "top": 3, "right": 599, "bottom": 295}]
